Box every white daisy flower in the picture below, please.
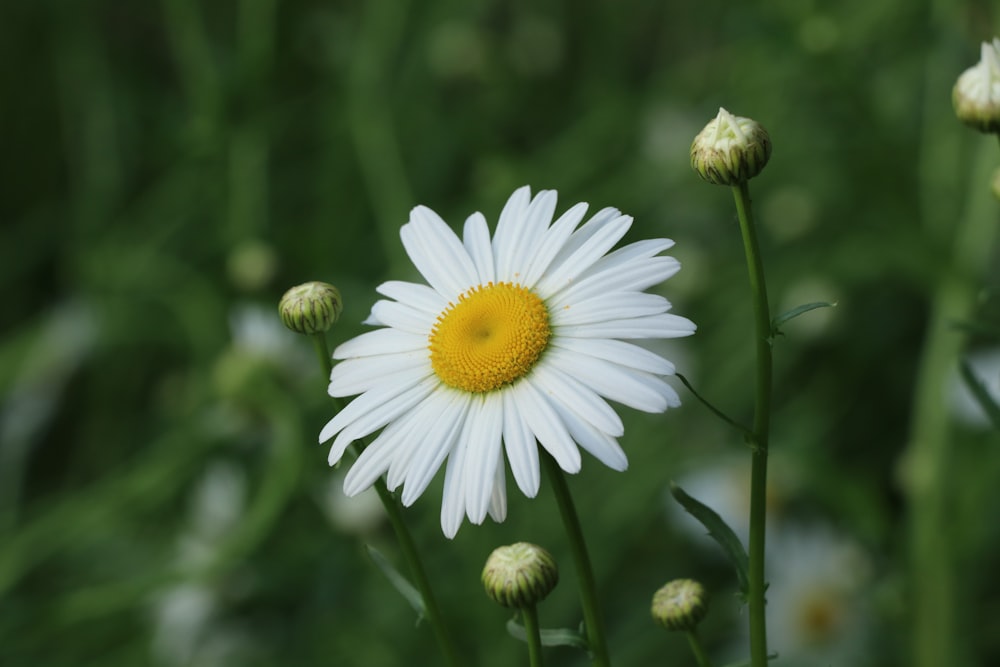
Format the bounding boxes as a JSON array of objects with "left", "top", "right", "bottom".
[{"left": 320, "top": 186, "right": 696, "bottom": 537}]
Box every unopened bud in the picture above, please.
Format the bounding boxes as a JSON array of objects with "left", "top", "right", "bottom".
[
  {"left": 482, "top": 542, "right": 559, "bottom": 608},
  {"left": 279, "top": 282, "right": 343, "bottom": 334},
  {"left": 651, "top": 578, "right": 708, "bottom": 631},
  {"left": 953, "top": 38, "right": 1000, "bottom": 133},
  {"left": 691, "top": 108, "right": 772, "bottom": 185}
]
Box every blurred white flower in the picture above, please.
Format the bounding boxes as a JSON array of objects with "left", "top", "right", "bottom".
[
  {"left": 151, "top": 583, "right": 216, "bottom": 666},
  {"left": 229, "top": 303, "right": 312, "bottom": 371},
  {"left": 950, "top": 347, "right": 1000, "bottom": 429},
  {"left": 764, "top": 526, "right": 873, "bottom": 667},
  {"left": 150, "top": 461, "right": 252, "bottom": 666},
  {"left": 317, "top": 468, "right": 386, "bottom": 536},
  {"left": 667, "top": 454, "right": 794, "bottom": 548}
]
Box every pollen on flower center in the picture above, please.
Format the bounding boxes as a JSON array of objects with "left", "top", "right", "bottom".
[{"left": 429, "top": 282, "right": 551, "bottom": 393}]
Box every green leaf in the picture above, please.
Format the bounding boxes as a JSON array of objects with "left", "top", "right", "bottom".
[
  {"left": 506, "top": 618, "right": 590, "bottom": 650},
  {"left": 365, "top": 544, "right": 426, "bottom": 621},
  {"left": 771, "top": 301, "right": 837, "bottom": 332},
  {"left": 669, "top": 482, "right": 750, "bottom": 600},
  {"left": 960, "top": 359, "right": 1000, "bottom": 429}
]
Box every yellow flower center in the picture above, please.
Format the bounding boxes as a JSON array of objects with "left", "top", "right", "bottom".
[{"left": 429, "top": 282, "right": 551, "bottom": 393}]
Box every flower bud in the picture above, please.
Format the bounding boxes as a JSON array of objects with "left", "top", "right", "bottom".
[
  {"left": 482, "top": 542, "right": 559, "bottom": 608},
  {"left": 651, "top": 578, "right": 709, "bottom": 631},
  {"left": 691, "top": 108, "right": 772, "bottom": 185},
  {"left": 953, "top": 38, "right": 1000, "bottom": 133},
  {"left": 992, "top": 167, "right": 1000, "bottom": 202},
  {"left": 278, "top": 282, "right": 343, "bottom": 334}
]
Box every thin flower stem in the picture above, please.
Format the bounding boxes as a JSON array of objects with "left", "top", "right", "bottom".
[
  {"left": 521, "top": 605, "right": 546, "bottom": 667},
  {"left": 905, "top": 135, "right": 998, "bottom": 667},
  {"left": 730, "top": 181, "right": 773, "bottom": 667},
  {"left": 685, "top": 629, "right": 715, "bottom": 667},
  {"left": 310, "top": 333, "right": 463, "bottom": 667},
  {"left": 542, "top": 452, "right": 611, "bottom": 667}
]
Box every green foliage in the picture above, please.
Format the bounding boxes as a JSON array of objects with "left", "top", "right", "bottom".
[{"left": 2, "top": 1, "right": 1000, "bottom": 666}]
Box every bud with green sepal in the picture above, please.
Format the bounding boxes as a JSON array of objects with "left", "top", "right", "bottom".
[
  {"left": 691, "top": 108, "right": 772, "bottom": 185},
  {"left": 482, "top": 542, "right": 559, "bottom": 609},
  {"left": 953, "top": 38, "right": 1000, "bottom": 134},
  {"left": 651, "top": 578, "right": 709, "bottom": 632},
  {"left": 652, "top": 579, "right": 714, "bottom": 667},
  {"left": 278, "top": 282, "right": 343, "bottom": 335},
  {"left": 483, "top": 543, "right": 559, "bottom": 667}
]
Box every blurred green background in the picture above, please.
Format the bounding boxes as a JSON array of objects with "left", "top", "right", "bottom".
[{"left": 2, "top": 0, "right": 1000, "bottom": 666}]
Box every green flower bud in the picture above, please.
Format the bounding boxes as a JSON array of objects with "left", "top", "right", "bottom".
[
  {"left": 992, "top": 167, "right": 1000, "bottom": 202},
  {"left": 691, "top": 107, "right": 772, "bottom": 185},
  {"left": 651, "top": 578, "right": 709, "bottom": 631},
  {"left": 279, "top": 282, "right": 343, "bottom": 335},
  {"left": 953, "top": 38, "right": 1000, "bottom": 133},
  {"left": 482, "top": 542, "right": 559, "bottom": 608}
]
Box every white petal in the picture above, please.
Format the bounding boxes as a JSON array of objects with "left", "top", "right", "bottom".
[
  {"left": 550, "top": 292, "right": 671, "bottom": 327},
  {"left": 342, "top": 406, "right": 429, "bottom": 495},
  {"left": 555, "top": 255, "right": 680, "bottom": 305},
  {"left": 547, "top": 347, "right": 676, "bottom": 413},
  {"left": 520, "top": 201, "right": 589, "bottom": 288},
  {"left": 462, "top": 212, "right": 496, "bottom": 285},
  {"left": 501, "top": 390, "right": 540, "bottom": 497},
  {"left": 375, "top": 281, "right": 449, "bottom": 317},
  {"left": 559, "top": 313, "right": 697, "bottom": 339},
  {"left": 496, "top": 190, "right": 557, "bottom": 283},
  {"left": 511, "top": 380, "right": 582, "bottom": 473},
  {"left": 530, "top": 363, "right": 623, "bottom": 436},
  {"left": 368, "top": 300, "right": 436, "bottom": 335},
  {"left": 401, "top": 206, "right": 479, "bottom": 299},
  {"left": 333, "top": 328, "right": 427, "bottom": 359},
  {"left": 553, "top": 338, "right": 675, "bottom": 375},
  {"left": 535, "top": 214, "right": 632, "bottom": 296},
  {"left": 440, "top": 417, "right": 472, "bottom": 538},
  {"left": 537, "top": 206, "right": 618, "bottom": 285},
  {"left": 401, "top": 390, "right": 470, "bottom": 506},
  {"left": 327, "top": 384, "right": 438, "bottom": 465},
  {"left": 321, "top": 372, "right": 435, "bottom": 444},
  {"left": 372, "top": 401, "right": 437, "bottom": 490},
  {"left": 544, "top": 393, "right": 629, "bottom": 471},
  {"left": 492, "top": 186, "right": 532, "bottom": 280},
  {"left": 487, "top": 453, "right": 507, "bottom": 523},
  {"left": 462, "top": 395, "right": 503, "bottom": 524},
  {"left": 328, "top": 352, "right": 429, "bottom": 396}
]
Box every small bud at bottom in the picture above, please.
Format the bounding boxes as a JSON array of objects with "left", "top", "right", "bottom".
[
  {"left": 279, "top": 282, "right": 343, "bottom": 334},
  {"left": 482, "top": 542, "right": 559, "bottom": 608},
  {"left": 651, "top": 579, "right": 709, "bottom": 631}
]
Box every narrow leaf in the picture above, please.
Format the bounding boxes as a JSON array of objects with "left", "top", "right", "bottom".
[
  {"left": 365, "top": 544, "right": 426, "bottom": 620},
  {"left": 670, "top": 482, "right": 750, "bottom": 599},
  {"left": 771, "top": 301, "right": 837, "bottom": 332},
  {"left": 960, "top": 359, "right": 1000, "bottom": 429},
  {"left": 506, "top": 618, "right": 590, "bottom": 650}
]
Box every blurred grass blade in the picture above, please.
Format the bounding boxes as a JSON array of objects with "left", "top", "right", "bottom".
[
  {"left": 506, "top": 618, "right": 589, "bottom": 650},
  {"left": 771, "top": 301, "right": 837, "bottom": 333},
  {"left": 365, "top": 544, "right": 426, "bottom": 621},
  {"left": 960, "top": 359, "right": 1000, "bottom": 429},
  {"left": 670, "top": 482, "right": 750, "bottom": 600}
]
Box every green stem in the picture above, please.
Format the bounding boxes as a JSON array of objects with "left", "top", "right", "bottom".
[
  {"left": 685, "top": 629, "right": 714, "bottom": 667},
  {"left": 542, "top": 453, "right": 611, "bottom": 667},
  {"left": 905, "top": 135, "right": 998, "bottom": 667},
  {"left": 310, "top": 332, "right": 462, "bottom": 667},
  {"left": 522, "top": 605, "right": 546, "bottom": 667},
  {"left": 731, "top": 181, "right": 773, "bottom": 667}
]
